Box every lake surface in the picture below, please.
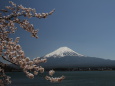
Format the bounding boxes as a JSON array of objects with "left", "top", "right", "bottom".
[{"left": 7, "top": 71, "right": 115, "bottom": 86}]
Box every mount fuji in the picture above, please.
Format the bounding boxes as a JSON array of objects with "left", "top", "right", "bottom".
[
  {"left": 44, "top": 47, "right": 84, "bottom": 58},
  {"left": 41, "top": 47, "right": 115, "bottom": 69}
]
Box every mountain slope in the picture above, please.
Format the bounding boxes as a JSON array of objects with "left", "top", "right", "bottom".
[
  {"left": 41, "top": 47, "right": 115, "bottom": 68},
  {"left": 42, "top": 56, "right": 115, "bottom": 68}
]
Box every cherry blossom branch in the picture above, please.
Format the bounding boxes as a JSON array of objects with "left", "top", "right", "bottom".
[
  {"left": 0, "top": 1, "right": 65, "bottom": 85},
  {"left": 2, "top": 56, "right": 17, "bottom": 66}
]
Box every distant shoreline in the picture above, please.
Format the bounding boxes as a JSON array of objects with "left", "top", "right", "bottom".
[{"left": 4, "top": 67, "right": 115, "bottom": 72}]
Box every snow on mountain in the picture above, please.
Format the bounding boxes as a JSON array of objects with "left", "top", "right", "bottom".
[{"left": 44, "top": 47, "right": 84, "bottom": 58}]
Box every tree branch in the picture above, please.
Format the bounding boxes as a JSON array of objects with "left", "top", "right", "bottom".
[{"left": 2, "top": 56, "right": 18, "bottom": 66}]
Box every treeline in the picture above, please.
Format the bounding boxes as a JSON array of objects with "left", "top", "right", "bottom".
[
  {"left": 2, "top": 63, "right": 115, "bottom": 72},
  {"left": 45, "top": 67, "right": 115, "bottom": 71}
]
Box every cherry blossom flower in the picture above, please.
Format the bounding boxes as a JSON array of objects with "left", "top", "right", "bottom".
[{"left": 49, "top": 69, "right": 55, "bottom": 76}]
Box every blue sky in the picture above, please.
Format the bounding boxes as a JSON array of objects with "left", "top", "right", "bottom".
[{"left": 1, "top": 0, "right": 115, "bottom": 60}]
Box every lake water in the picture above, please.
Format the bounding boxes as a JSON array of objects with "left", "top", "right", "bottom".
[{"left": 6, "top": 71, "right": 115, "bottom": 86}]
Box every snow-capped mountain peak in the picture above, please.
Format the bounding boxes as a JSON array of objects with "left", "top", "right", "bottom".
[{"left": 44, "top": 47, "right": 84, "bottom": 58}]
